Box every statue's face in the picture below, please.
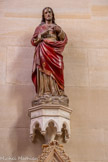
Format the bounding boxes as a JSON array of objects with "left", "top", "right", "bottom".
[{"left": 44, "top": 8, "right": 53, "bottom": 22}]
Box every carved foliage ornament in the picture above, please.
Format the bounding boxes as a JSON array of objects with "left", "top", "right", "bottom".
[{"left": 37, "top": 141, "right": 71, "bottom": 162}]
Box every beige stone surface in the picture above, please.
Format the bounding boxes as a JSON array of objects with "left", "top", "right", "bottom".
[
  {"left": 0, "top": 47, "right": 6, "bottom": 84},
  {"left": 0, "top": 84, "right": 35, "bottom": 128},
  {"left": 64, "top": 48, "right": 89, "bottom": 86},
  {"left": 0, "top": 0, "right": 90, "bottom": 16},
  {"left": 64, "top": 63, "right": 89, "bottom": 86},
  {"left": 90, "top": 0, "right": 108, "bottom": 5},
  {"left": 88, "top": 49, "right": 108, "bottom": 87},
  {"left": 92, "top": 5, "right": 108, "bottom": 17},
  {"left": 0, "top": 128, "right": 42, "bottom": 160},
  {"left": 6, "top": 46, "right": 34, "bottom": 84},
  {"left": 65, "top": 87, "right": 108, "bottom": 129},
  {"left": 64, "top": 128, "right": 105, "bottom": 161},
  {"left": 0, "top": 17, "right": 38, "bottom": 47},
  {"left": 104, "top": 130, "right": 108, "bottom": 161},
  {"left": 0, "top": 0, "right": 108, "bottom": 161}
]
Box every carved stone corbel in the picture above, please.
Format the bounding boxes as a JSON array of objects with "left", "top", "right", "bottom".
[{"left": 28, "top": 104, "right": 72, "bottom": 143}]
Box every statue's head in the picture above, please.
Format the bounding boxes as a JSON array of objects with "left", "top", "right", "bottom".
[{"left": 41, "top": 7, "right": 55, "bottom": 24}]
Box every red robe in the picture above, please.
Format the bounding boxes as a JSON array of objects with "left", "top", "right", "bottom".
[{"left": 31, "top": 24, "right": 67, "bottom": 92}]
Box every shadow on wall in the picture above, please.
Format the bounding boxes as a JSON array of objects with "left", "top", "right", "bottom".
[{"left": 8, "top": 33, "right": 44, "bottom": 159}]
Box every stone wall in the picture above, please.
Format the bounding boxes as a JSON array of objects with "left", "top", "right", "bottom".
[{"left": 0, "top": 0, "right": 108, "bottom": 161}]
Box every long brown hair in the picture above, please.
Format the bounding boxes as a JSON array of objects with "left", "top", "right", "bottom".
[{"left": 41, "top": 7, "right": 56, "bottom": 24}]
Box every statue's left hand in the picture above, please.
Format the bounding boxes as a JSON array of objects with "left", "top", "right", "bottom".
[{"left": 53, "top": 26, "right": 61, "bottom": 34}]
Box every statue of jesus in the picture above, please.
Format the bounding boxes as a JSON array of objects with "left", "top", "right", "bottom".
[{"left": 31, "top": 7, "right": 69, "bottom": 106}]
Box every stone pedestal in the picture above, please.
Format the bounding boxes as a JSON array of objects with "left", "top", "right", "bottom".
[{"left": 28, "top": 104, "right": 72, "bottom": 143}]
